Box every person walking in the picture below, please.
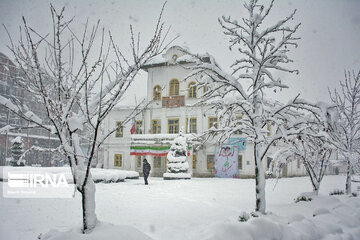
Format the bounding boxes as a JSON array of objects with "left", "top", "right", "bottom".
[{"left": 143, "top": 158, "right": 151, "bottom": 185}]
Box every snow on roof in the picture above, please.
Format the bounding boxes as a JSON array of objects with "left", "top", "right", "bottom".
[
  {"left": 0, "top": 95, "right": 19, "bottom": 113},
  {"left": 11, "top": 136, "right": 22, "bottom": 143},
  {"left": 0, "top": 52, "right": 16, "bottom": 68},
  {"left": 142, "top": 45, "right": 210, "bottom": 70},
  {"left": 131, "top": 133, "right": 194, "bottom": 145}
]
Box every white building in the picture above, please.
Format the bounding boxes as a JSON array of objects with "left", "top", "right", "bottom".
[{"left": 102, "top": 46, "right": 308, "bottom": 178}]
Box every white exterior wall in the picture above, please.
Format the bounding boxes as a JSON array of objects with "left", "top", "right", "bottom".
[
  {"left": 101, "top": 46, "right": 309, "bottom": 178},
  {"left": 102, "top": 108, "right": 134, "bottom": 170}
]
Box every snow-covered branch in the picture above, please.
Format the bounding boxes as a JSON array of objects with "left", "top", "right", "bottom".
[{"left": 3, "top": 3, "right": 171, "bottom": 233}]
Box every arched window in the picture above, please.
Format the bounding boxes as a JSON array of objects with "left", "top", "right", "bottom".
[
  {"left": 188, "top": 82, "right": 197, "bottom": 98},
  {"left": 169, "top": 79, "right": 179, "bottom": 96},
  {"left": 153, "top": 85, "right": 161, "bottom": 101}
]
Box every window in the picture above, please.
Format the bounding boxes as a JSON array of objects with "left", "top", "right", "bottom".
[
  {"left": 235, "top": 114, "right": 243, "bottom": 134},
  {"left": 153, "top": 85, "right": 162, "bottom": 101},
  {"left": 135, "top": 120, "right": 143, "bottom": 134},
  {"left": 238, "top": 155, "right": 243, "bottom": 170},
  {"left": 152, "top": 119, "right": 161, "bottom": 134},
  {"left": 267, "top": 157, "right": 273, "bottom": 169},
  {"left": 186, "top": 118, "right": 197, "bottom": 134},
  {"left": 115, "top": 121, "right": 123, "bottom": 137},
  {"left": 267, "top": 122, "right": 271, "bottom": 136},
  {"left": 169, "top": 79, "right": 179, "bottom": 96},
  {"left": 136, "top": 156, "right": 142, "bottom": 168},
  {"left": 114, "top": 154, "right": 122, "bottom": 167},
  {"left": 168, "top": 118, "right": 179, "bottom": 134},
  {"left": 208, "top": 117, "right": 218, "bottom": 129},
  {"left": 188, "top": 82, "right": 197, "bottom": 98},
  {"left": 192, "top": 154, "right": 197, "bottom": 169},
  {"left": 207, "top": 155, "right": 215, "bottom": 170},
  {"left": 154, "top": 156, "right": 162, "bottom": 168},
  {"left": 203, "top": 84, "right": 208, "bottom": 94}
]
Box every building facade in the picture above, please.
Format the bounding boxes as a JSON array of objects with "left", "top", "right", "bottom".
[
  {"left": 0, "top": 52, "right": 61, "bottom": 166},
  {"left": 102, "top": 46, "right": 308, "bottom": 178}
]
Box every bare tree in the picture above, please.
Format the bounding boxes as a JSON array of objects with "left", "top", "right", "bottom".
[
  {"left": 329, "top": 70, "right": 360, "bottom": 194},
  {"left": 2, "top": 4, "right": 170, "bottom": 233},
  {"left": 187, "top": 0, "right": 300, "bottom": 214}
]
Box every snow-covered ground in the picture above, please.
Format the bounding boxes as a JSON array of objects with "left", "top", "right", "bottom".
[
  {"left": 0, "top": 166, "right": 139, "bottom": 183},
  {"left": 0, "top": 175, "right": 359, "bottom": 240}
]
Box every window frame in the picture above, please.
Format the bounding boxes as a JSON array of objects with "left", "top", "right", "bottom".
[
  {"left": 192, "top": 154, "right": 197, "bottom": 169},
  {"left": 168, "top": 118, "right": 179, "bottom": 134},
  {"left": 235, "top": 114, "right": 243, "bottom": 135},
  {"left": 208, "top": 117, "right": 218, "bottom": 129},
  {"left": 187, "top": 81, "right": 197, "bottom": 98},
  {"left": 207, "top": 154, "right": 215, "bottom": 170},
  {"left": 152, "top": 119, "right": 161, "bottom": 134},
  {"left": 115, "top": 121, "right": 123, "bottom": 138},
  {"left": 186, "top": 117, "right": 197, "bottom": 134},
  {"left": 114, "top": 153, "right": 123, "bottom": 167},
  {"left": 267, "top": 121, "right": 271, "bottom": 136},
  {"left": 154, "top": 156, "right": 162, "bottom": 168},
  {"left": 169, "top": 79, "right": 180, "bottom": 96},
  {"left": 135, "top": 120, "right": 143, "bottom": 134},
  {"left": 153, "top": 85, "right": 162, "bottom": 101},
  {"left": 136, "top": 156, "right": 142, "bottom": 168},
  {"left": 238, "top": 154, "right": 243, "bottom": 170}
]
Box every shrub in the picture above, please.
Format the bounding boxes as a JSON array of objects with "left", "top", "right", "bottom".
[{"left": 329, "top": 189, "right": 344, "bottom": 196}]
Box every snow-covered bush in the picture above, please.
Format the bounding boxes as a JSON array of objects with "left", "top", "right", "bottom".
[
  {"left": 164, "top": 131, "right": 191, "bottom": 180},
  {"left": 294, "top": 192, "right": 315, "bottom": 203},
  {"left": 238, "top": 211, "right": 250, "bottom": 222},
  {"left": 238, "top": 211, "right": 263, "bottom": 222},
  {"left": 329, "top": 189, "right": 344, "bottom": 196}
]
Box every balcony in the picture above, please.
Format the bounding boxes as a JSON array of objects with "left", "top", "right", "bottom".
[{"left": 162, "top": 95, "right": 185, "bottom": 108}]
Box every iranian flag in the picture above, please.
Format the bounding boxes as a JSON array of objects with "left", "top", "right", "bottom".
[
  {"left": 130, "top": 118, "right": 136, "bottom": 134},
  {"left": 130, "top": 146, "right": 170, "bottom": 156}
]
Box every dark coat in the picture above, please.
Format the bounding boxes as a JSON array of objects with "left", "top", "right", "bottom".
[{"left": 143, "top": 160, "right": 151, "bottom": 175}]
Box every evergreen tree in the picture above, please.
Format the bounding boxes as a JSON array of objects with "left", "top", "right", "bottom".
[
  {"left": 164, "top": 131, "right": 191, "bottom": 179},
  {"left": 10, "top": 137, "right": 24, "bottom": 166}
]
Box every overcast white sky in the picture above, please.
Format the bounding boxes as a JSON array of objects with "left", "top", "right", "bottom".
[{"left": 1, "top": 0, "right": 359, "bottom": 104}]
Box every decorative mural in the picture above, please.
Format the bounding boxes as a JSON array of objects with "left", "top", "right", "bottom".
[{"left": 214, "top": 145, "right": 239, "bottom": 178}]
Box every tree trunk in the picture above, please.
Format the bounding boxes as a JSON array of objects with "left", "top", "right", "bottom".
[
  {"left": 345, "top": 158, "right": 352, "bottom": 194},
  {"left": 254, "top": 144, "right": 266, "bottom": 213},
  {"left": 81, "top": 176, "right": 97, "bottom": 233},
  {"left": 312, "top": 181, "right": 320, "bottom": 195}
]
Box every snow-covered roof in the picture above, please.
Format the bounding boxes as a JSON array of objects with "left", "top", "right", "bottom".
[
  {"left": 131, "top": 133, "right": 194, "bottom": 145},
  {"left": 141, "top": 45, "right": 210, "bottom": 71}
]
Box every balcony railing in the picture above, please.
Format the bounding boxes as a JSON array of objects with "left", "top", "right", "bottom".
[{"left": 162, "top": 95, "right": 185, "bottom": 108}]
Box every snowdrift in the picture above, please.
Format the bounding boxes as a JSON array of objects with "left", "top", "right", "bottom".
[{"left": 40, "top": 221, "right": 152, "bottom": 240}]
